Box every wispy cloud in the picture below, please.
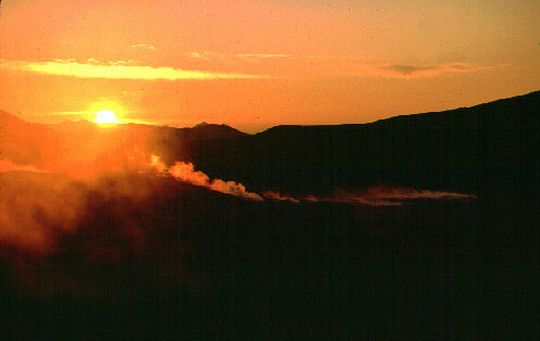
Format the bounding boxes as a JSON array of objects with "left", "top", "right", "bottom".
[
  {"left": 130, "top": 43, "right": 156, "bottom": 51},
  {"left": 0, "top": 55, "right": 503, "bottom": 81},
  {"left": 181, "top": 51, "right": 503, "bottom": 78},
  {"left": 185, "top": 51, "right": 292, "bottom": 61},
  {"left": 379, "top": 63, "right": 504, "bottom": 78},
  {"left": 0, "top": 59, "right": 261, "bottom": 80},
  {"left": 236, "top": 53, "right": 292, "bottom": 59}
]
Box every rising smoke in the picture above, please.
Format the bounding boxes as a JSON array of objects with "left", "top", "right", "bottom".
[
  {"left": 0, "top": 146, "right": 477, "bottom": 299},
  {"left": 151, "top": 155, "right": 263, "bottom": 201},
  {"left": 263, "top": 187, "right": 475, "bottom": 206},
  {"left": 0, "top": 150, "right": 476, "bottom": 253},
  {"left": 149, "top": 155, "right": 475, "bottom": 206}
]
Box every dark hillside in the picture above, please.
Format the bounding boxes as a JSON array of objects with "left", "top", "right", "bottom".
[{"left": 192, "top": 91, "right": 540, "bottom": 197}]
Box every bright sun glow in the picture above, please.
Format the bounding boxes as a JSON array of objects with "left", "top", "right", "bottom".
[{"left": 94, "top": 110, "right": 120, "bottom": 125}]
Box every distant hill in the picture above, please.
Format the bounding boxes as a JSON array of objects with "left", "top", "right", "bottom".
[
  {"left": 0, "top": 110, "right": 59, "bottom": 168},
  {"left": 191, "top": 90, "right": 540, "bottom": 197},
  {"left": 0, "top": 112, "right": 246, "bottom": 174},
  {"left": 2, "top": 90, "right": 539, "bottom": 198},
  {"left": 128, "top": 122, "right": 247, "bottom": 165}
]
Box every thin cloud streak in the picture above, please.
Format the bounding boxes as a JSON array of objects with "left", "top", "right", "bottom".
[
  {"left": 185, "top": 51, "right": 292, "bottom": 61},
  {"left": 130, "top": 43, "right": 156, "bottom": 50},
  {"left": 0, "top": 59, "right": 262, "bottom": 80},
  {"left": 379, "top": 62, "right": 505, "bottom": 78},
  {"left": 182, "top": 51, "right": 504, "bottom": 78},
  {"left": 0, "top": 56, "right": 504, "bottom": 81}
]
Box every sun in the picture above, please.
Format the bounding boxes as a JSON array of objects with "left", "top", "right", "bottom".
[{"left": 94, "top": 110, "right": 120, "bottom": 125}]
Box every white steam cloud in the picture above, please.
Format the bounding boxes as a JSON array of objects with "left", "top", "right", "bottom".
[
  {"left": 151, "top": 155, "right": 263, "bottom": 201},
  {"left": 150, "top": 155, "right": 475, "bottom": 206}
]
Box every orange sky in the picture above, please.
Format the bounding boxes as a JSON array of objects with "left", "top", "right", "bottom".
[{"left": 1, "top": 0, "right": 539, "bottom": 132}]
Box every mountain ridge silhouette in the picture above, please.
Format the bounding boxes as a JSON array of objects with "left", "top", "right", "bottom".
[{"left": 1, "top": 90, "right": 539, "bottom": 197}]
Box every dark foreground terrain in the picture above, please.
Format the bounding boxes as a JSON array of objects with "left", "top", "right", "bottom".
[{"left": 1, "top": 172, "right": 539, "bottom": 339}]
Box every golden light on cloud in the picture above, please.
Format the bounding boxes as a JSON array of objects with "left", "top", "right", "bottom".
[
  {"left": 94, "top": 110, "right": 120, "bottom": 125},
  {"left": 0, "top": 59, "right": 261, "bottom": 80}
]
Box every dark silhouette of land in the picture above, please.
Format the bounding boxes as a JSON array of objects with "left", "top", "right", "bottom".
[
  {"left": 190, "top": 90, "right": 540, "bottom": 197},
  {"left": 0, "top": 91, "right": 539, "bottom": 338},
  {"left": 4, "top": 90, "right": 539, "bottom": 197}
]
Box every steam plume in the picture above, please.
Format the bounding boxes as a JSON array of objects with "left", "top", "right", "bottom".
[
  {"left": 262, "top": 191, "right": 300, "bottom": 203},
  {"left": 0, "top": 159, "right": 45, "bottom": 173},
  {"left": 151, "top": 155, "right": 263, "bottom": 201},
  {"left": 265, "top": 186, "right": 475, "bottom": 206},
  {"left": 150, "top": 155, "right": 476, "bottom": 206}
]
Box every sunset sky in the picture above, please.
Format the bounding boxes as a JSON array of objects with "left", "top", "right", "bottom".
[{"left": 1, "top": 0, "right": 539, "bottom": 132}]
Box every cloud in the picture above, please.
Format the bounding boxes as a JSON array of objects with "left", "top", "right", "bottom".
[
  {"left": 130, "top": 43, "right": 156, "bottom": 51},
  {"left": 0, "top": 59, "right": 261, "bottom": 80},
  {"left": 181, "top": 51, "right": 502, "bottom": 79},
  {"left": 379, "top": 62, "right": 503, "bottom": 78},
  {"left": 237, "top": 53, "right": 292, "bottom": 59},
  {"left": 382, "top": 64, "right": 434, "bottom": 75},
  {"left": 185, "top": 51, "right": 291, "bottom": 61},
  {"left": 0, "top": 55, "right": 501, "bottom": 81}
]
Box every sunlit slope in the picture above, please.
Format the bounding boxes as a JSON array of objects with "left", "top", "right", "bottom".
[{"left": 0, "top": 113, "right": 245, "bottom": 177}]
